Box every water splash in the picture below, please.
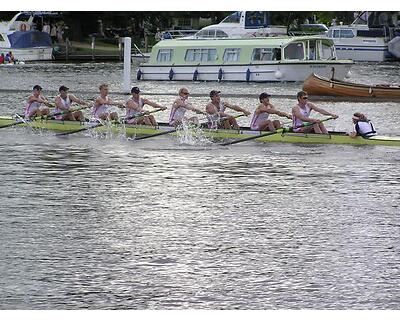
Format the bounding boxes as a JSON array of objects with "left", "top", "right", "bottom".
[{"left": 176, "top": 120, "right": 212, "bottom": 146}]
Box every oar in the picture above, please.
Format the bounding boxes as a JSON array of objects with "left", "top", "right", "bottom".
[
  {"left": 133, "top": 113, "right": 246, "bottom": 141},
  {"left": 56, "top": 108, "right": 164, "bottom": 137},
  {"left": 0, "top": 104, "right": 91, "bottom": 129},
  {"left": 221, "top": 117, "right": 335, "bottom": 146}
]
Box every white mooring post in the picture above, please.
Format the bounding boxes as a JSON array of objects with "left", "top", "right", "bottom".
[{"left": 123, "top": 37, "right": 132, "bottom": 93}]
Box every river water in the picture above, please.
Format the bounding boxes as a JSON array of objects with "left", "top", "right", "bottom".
[{"left": 0, "top": 61, "right": 399, "bottom": 310}]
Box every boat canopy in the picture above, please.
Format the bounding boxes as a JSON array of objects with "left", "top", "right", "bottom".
[{"left": 7, "top": 30, "right": 52, "bottom": 48}]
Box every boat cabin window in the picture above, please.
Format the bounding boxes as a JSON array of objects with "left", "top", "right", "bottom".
[
  {"left": 308, "top": 41, "right": 317, "bottom": 60},
  {"left": 185, "top": 48, "right": 217, "bottom": 62},
  {"left": 251, "top": 48, "right": 278, "bottom": 61},
  {"left": 330, "top": 29, "right": 355, "bottom": 38},
  {"left": 223, "top": 48, "right": 241, "bottom": 62},
  {"left": 156, "top": 49, "right": 173, "bottom": 62},
  {"left": 221, "top": 11, "right": 241, "bottom": 24},
  {"left": 245, "top": 11, "right": 269, "bottom": 28},
  {"left": 283, "top": 42, "right": 304, "bottom": 60},
  {"left": 216, "top": 30, "right": 229, "bottom": 38},
  {"left": 195, "top": 29, "right": 228, "bottom": 38},
  {"left": 0, "top": 34, "right": 5, "bottom": 42},
  {"left": 318, "top": 41, "right": 335, "bottom": 60}
]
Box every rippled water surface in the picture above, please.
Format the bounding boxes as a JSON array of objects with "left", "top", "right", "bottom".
[{"left": 0, "top": 61, "right": 399, "bottom": 309}]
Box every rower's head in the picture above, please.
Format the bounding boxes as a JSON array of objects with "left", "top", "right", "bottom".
[
  {"left": 131, "top": 86, "right": 141, "bottom": 97},
  {"left": 99, "top": 84, "right": 109, "bottom": 96},
  {"left": 33, "top": 85, "right": 43, "bottom": 96},
  {"left": 352, "top": 112, "right": 367, "bottom": 122},
  {"left": 59, "top": 85, "right": 69, "bottom": 98},
  {"left": 179, "top": 87, "right": 190, "bottom": 99},
  {"left": 259, "top": 92, "right": 271, "bottom": 103},
  {"left": 297, "top": 91, "right": 308, "bottom": 105},
  {"left": 210, "top": 90, "right": 221, "bottom": 102}
]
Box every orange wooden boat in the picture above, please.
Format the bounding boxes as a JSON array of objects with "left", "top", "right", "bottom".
[{"left": 303, "top": 73, "right": 400, "bottom": 98}]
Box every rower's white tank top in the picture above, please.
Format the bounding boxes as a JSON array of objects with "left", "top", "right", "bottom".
[
  {"left": 250, "top": 108, "right": 269, "bottom": 130},
  {"left": 92, "top": 96, "right": 111, "bottom": 118},
  {"left": 293, "top": 104, "right": 311, "bottom": 128},
  {"left": 126, "top": 97, "right": 144, "bottom": 118},
  {"left": 169, "top": 97, "right": 189, "bottom": 125},
  {"left": 24, "top": 100, "right": 42, "bottom": 118}
]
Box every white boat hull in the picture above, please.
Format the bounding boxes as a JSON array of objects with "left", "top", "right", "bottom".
[
  {"left": 137, "top": 62, "right": 352, "bottom": 82},
  {"left": 0, "top": 46, "right": 53, "bottom": 61},
  {"left": 333, "top": 38, "right": 389, "bottom": 62}
]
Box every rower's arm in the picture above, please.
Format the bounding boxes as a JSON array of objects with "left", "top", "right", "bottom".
[
  {"left": 31, "top": 95, "right": 52, "bottom": 108},
  {"left": 187, "top": 103, "right": 207, "bottom": 115},
  {"left": 144, "top": 99, "right": 167, "bottom": 110},
  {"left": 270, "top": 109, "right": 292, "bottom": 119},
  {"left": 69, "top": 94, "right": 88, "bottom": 105},
  {"left": 310, "top": 103, "right": 338, "bottom": 118},
  {"left": 266, "top": 104, "right": 292, "bottom": 119},
  {"left": 205, "top": 103, "right": 216, "bottom": 115},
  {"left": 94, "top": 96, "right": 106, "bottom": 106},
  {"left": 225, "top": 102, "right": 251, "bottom": 116},
  {"left": 111, "top": 101, "right": 126, "bottom": 108}
]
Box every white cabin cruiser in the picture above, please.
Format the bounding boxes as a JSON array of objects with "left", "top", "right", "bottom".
[
  {"left": 137, "top": 35, "right": 353, "bottom": 83},
  {"left": 327, "top": 11, "right": 400, "bottom": 62},
  {"left": 0, "top": 12, "right": 53, "bottom": 61},
  {"left": 192, "top": 11, "right": 287, "bottom": 39}
]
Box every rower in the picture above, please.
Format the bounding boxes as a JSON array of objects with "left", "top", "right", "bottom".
[
  {"left": 349, "top": 112, "right": 377, "bottom": 138},
  {"left": 53, "top": 86, "right": 87, "bottom": 121},
  {"left": 24, "top": 85, "right": 52, "bottom": 119},
  {"left": 169, "top": 87, "right": 206, "bottom": 126},
  {"left": 250, "top": 92, "right": 292, "bottom": 132},
  {"left": 206, "top": 90, "right": 250, "bottom": 130},
  {"left": 292, "top": 90, "right": 338, "bottom": 134},
  {"left": 91, "top": 84, "right": 123, "bottom": 121},
  {"left": 125, "top": 86, "right": 166, "bottom": 125}
]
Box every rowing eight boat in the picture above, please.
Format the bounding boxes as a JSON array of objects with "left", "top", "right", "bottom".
[{"left": 1, "top": 116, "right": 400, "bottom": 147}]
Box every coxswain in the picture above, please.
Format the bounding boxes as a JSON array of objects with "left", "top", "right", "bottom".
[
  {"left": 125, "top": 86, "right": 166, "bottom": 125},
  {"left": 92, "top": 84, "right": 123, "bottom": 121},
  {"left": 349, "top": 112, "right": 377, "bottom": 138},
  {"left": 250, "top": 92, "right": 292, "bottom": 132},
  {"left": 169, "top": 87, "right": 206, "bottom": 126},
  {"left": 24, "top": 85, "right": 52, "bottom": 119},
  {"left": 53, "top": 86, "right": 87, "bottom": 121},
  {"left": 292, "top": 91, "right": 338, "bottom": 133},
  {"left": 206, "top": 90, "right": 250, "bottom": 129}
]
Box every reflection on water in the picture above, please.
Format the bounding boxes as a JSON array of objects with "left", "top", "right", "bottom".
[{"left": 0, "top": 62, "right": 400, "bottom": 310}]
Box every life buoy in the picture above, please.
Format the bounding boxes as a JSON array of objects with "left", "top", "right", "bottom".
[{"left": 20, "top": 23, "right": 27, "bottom": 32}]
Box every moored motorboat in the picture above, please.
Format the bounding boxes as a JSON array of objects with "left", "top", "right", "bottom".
[
  {"left": 137, "top": 35, "right": 353, "bottom": 82},
  {"left": 303, "top": 73, "right": 400, "bottom": 98},
  {"left": 0, "top": 12, "right": 53, "bottom": 61},
  {"left": 1, "top": 116, "right": 400, "bottom": 147},
  {"left": 326, "top": 11, "right": 400, "bottom": 62}
]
